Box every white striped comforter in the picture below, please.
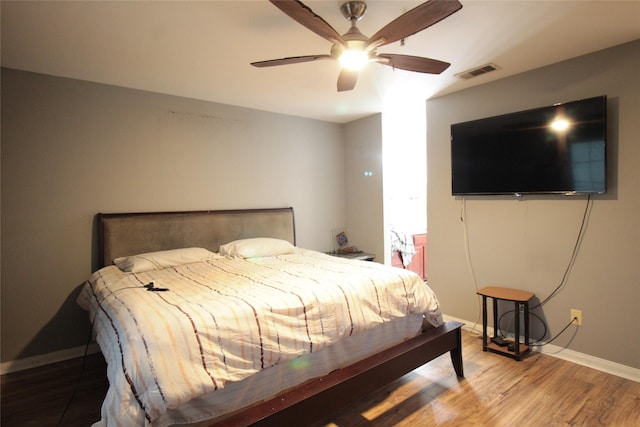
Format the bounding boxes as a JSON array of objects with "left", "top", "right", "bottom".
[{"left": 78, "top": 249, "right": 442, "bottom": 426}]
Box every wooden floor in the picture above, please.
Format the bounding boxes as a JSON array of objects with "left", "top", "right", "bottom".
[{"left": 2, "top": 329, "right": 639, "bottom": 426}]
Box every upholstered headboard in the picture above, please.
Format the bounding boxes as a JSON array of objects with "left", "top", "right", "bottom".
[{"left": 97, "top": 207, "right": 295, "bottom": 268}]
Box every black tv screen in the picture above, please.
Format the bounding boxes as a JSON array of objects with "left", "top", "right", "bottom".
[{"left": 451, "top": 96, "right": 607, "bottom": 195}]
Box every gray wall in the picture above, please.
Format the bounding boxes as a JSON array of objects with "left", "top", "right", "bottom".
[
  {"left": 1, "top": 69, "right": 348, "bottom": 362},
  {"left": 427, "top": 40, "right": 639, "bottom": 368},
  {"left": 345, "top": 114, "right": 385, "bottom": 262}
]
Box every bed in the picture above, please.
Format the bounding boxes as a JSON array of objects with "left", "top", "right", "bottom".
[{"left": 78, "top": 207, "right": 463, "bottom": 426}]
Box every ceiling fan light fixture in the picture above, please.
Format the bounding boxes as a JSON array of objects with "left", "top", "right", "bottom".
[{"left": 339, "top": 49, "right": 369, "bottom": 71}]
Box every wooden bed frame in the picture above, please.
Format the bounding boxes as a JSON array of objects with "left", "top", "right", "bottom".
[{"left": 96, "top": 207, "right": 464, "bottom": 426}]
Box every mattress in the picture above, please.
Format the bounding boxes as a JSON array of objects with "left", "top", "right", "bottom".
[{"left": 78, "top": 248, "right": 443, "bottom": 426}]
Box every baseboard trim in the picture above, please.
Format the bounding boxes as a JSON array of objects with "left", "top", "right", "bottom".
[
  {"left": 443, "top": 314, "right": 640, "bottom": 383},
  {"left": 1, "top": 343, "right": 100, "bottom": 375}
]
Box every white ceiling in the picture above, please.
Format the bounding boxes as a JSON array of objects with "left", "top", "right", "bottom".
[{"left": 2, "top": 1, "right": 639, "bottom": 123}]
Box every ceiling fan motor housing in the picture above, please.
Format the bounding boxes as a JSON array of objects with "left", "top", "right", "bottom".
[{"left": 341, "top": 1, "right": 367, "bottom": 22}]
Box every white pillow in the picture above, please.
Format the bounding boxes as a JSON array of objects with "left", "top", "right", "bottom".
[
  {"left": 219, "top": 238, "right": 295, "bottom": 259},
  {"left": 114, "top": 247, "right": 215, "bottom": 273}
]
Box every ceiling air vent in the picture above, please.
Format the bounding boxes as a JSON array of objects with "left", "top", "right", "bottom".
[{"left": 455, "top": 63, "right": 500, "bottom": 80}]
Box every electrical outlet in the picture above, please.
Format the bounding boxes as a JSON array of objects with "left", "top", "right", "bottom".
[{"left": 571, "top": 309, "right": 583, "bottom": 326}]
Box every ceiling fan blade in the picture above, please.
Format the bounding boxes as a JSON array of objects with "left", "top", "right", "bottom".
[
  {"left": 337, "top": 69, "right": 358, "bottom": 92},
  {"left": 369, "top": 0, "right": 462, "bottom": 47},
  {"left": 251, "top": 54, "right": 334, "bottom": 68},
  {"left": 269, "top": 0, "right": 345, "bottom": 45},
  {"left": 377, "top": 54, "right": 450, "bottom": 74}
]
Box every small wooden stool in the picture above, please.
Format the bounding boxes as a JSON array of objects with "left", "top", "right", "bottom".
[{"left": 477, "top": 286, "right": 535, "bottom": 361}]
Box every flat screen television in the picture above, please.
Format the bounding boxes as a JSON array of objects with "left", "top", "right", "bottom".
[{"left": 451, "top": 95, "right": 607, "bottom": 196}]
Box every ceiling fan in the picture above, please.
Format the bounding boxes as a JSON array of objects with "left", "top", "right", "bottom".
[{"left": 251, "top": 0, "right": 463, "bottom": 92}]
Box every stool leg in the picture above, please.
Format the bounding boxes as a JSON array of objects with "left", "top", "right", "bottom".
[
  {"left": 524, "top": 301, "right": 530, "bottom": 350},
  {"left": 514, "top": 301, "right": 521, "bottom": 359},
  {"left": 482, "top": 296, "right": 488, "bottom": 351},
  {"left": 492, "top": 297, "right": 498, "bottom": 339}
]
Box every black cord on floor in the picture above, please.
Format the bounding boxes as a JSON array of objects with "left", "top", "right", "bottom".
[
  {"left": 57, "top": 281, "right": 152, "bottom": 425},
  {"left": 496, "top": 309, "right": 579, "bottom": 349},
  {"left": 56, "top": 316, "right": 95, "bottom": 427},
  {"left": 533, "top": 316, "right": 579, "bottom": 347},
  {"left": 55, "top": 281, "right": 162, "bottom": 425}
]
